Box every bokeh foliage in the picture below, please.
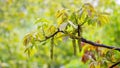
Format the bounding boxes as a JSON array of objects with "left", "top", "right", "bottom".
[{"left": 0, "top": 0, "right": 120, "bottom": 68}]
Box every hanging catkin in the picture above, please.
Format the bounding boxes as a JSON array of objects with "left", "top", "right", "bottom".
[
  {"left": 72, "top": 39, "right": 76, "bottom": 55},
  {"left": 50, "top": 37, "right": 54, "bottom": 59}
]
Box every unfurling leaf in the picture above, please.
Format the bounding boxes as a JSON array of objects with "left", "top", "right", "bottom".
[
  {"left": 70, "top": 12, "right": 78, "bottom": 24},
  {"left": 23, "top": 33, "right": 33, "bottom": 46},
  {"left": 24, "top": 48, "right": 31, "bottom": 56},
  {"left": 97, "top": 13, "right": 109, "bottom": 25},
  {"left": 83, "top": 3, "right": 95, "bottom": 17},
  {"left": 56, "top": 9, "right": 68, "bottom": 27},
  {"left": 49, "top": 25, "right": 57, "bottom": 34},
  {"left": 55, "top": 9, "right": 66, "bottom": 18},
  {"left": 81, "top": 54, "right": 89, "bottom": 63},
  {"left": 81, "top": 50, "right": 96, "bottom": 63}
]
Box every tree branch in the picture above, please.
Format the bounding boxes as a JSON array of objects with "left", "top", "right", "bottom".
[
  {"left": 110, "top": 61, "right": 120, "bottom": 68},
  {"left": 81, "top": 38, "right": 120, "bottom": 51},
  {"left": 36, "top": 30, "right": 120, "bottom": 51},
  {"left": 36, "top": 29, "right": 63, "bottom": 42}
]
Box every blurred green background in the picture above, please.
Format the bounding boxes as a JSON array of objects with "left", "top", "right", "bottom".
[{"left": 0, "top": 0, "right": 120, "bottom": 68}]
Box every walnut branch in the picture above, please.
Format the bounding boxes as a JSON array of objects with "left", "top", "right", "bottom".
[
  {"left": 36, "top": 30, "right": 120, "bottom": 51},
  {"left": 81, "top": 38, "right": 120, "bottom": 51},
  {"left": 36, "top": 29, "right": 63, "bottom": 42}
]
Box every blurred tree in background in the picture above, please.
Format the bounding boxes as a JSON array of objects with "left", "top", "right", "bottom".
[{"left": 0, "top": 0, "right": 120, "bottom": 68}]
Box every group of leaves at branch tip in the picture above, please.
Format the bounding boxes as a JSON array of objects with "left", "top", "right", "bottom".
[{"left": 23, "top": 3, "right": 115, "bottom": 68}]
